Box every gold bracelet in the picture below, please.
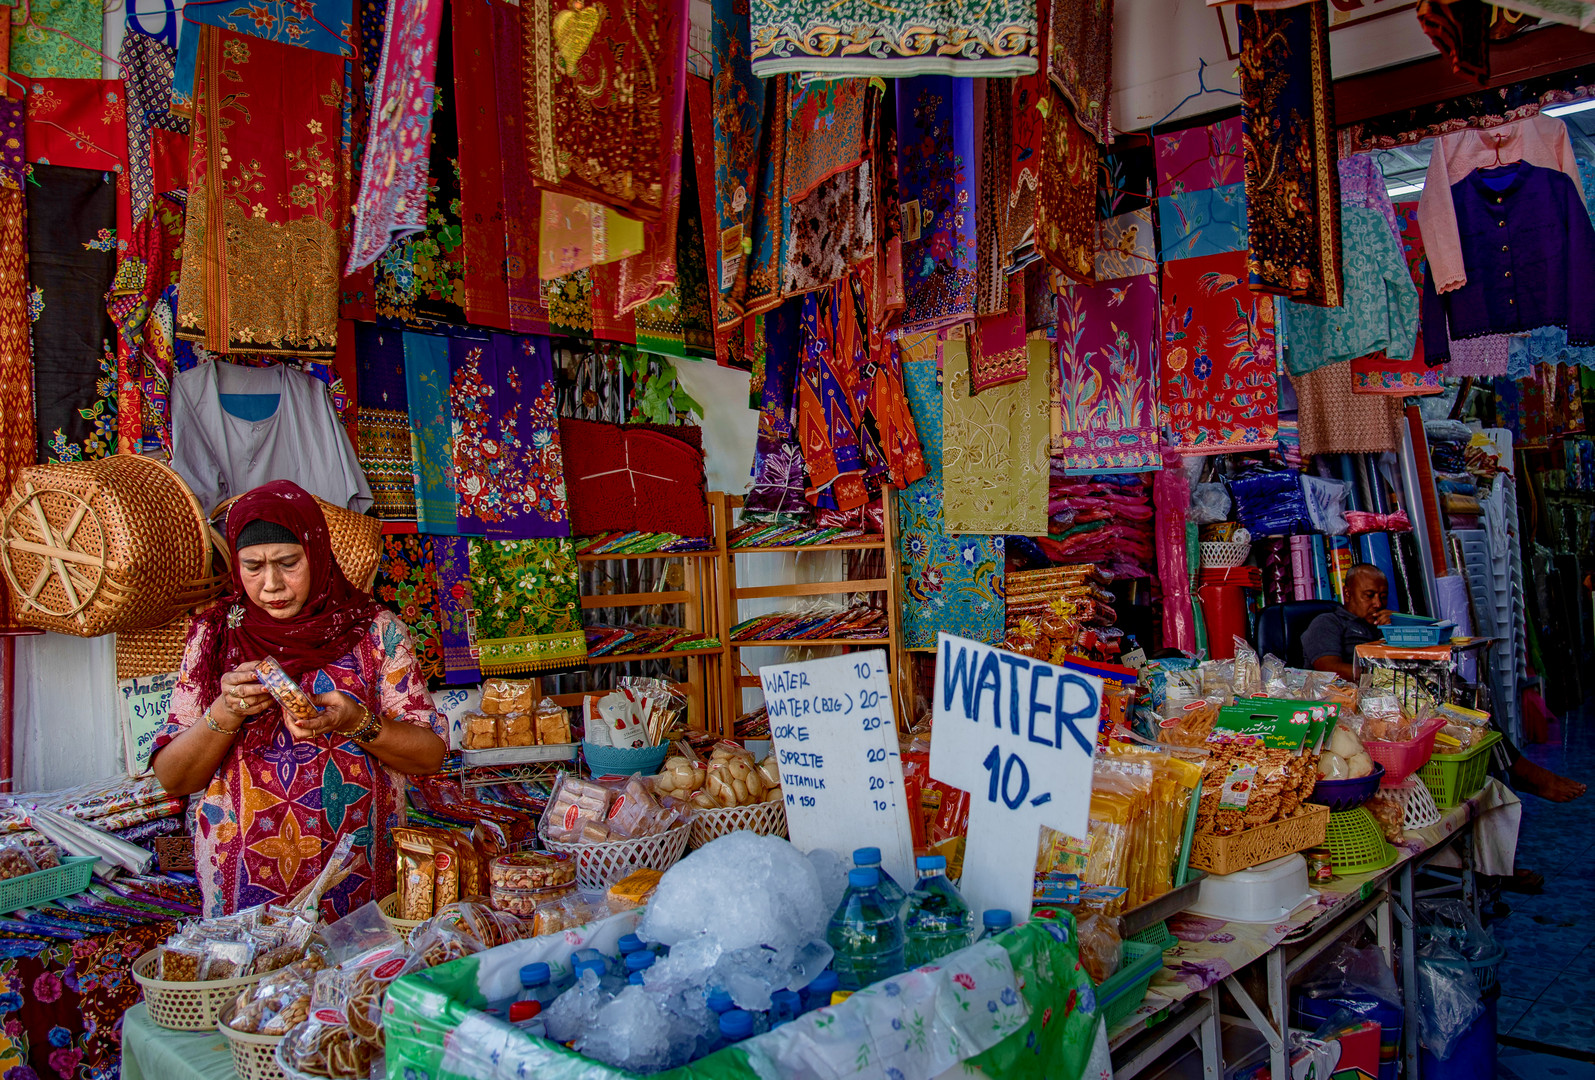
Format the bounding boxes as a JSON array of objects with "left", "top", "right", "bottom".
[
  {"left": 205, "top": 707, "right": 243, "bottom": 736},
  {"left": 338, "top": 706, "right": 383, "bottom": 744}
]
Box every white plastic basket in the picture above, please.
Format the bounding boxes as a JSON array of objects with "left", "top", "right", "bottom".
[
  {"left": 540, "top": 821, "right": 692, "bottom": 892},
  {"left": 1199, "top": 540, "right": 1252, "bottom": 569},
  {"left": 1394, "top": 776, "right": 1442, "bottom": 830},
  {"left": 689, "top": 800, "right": 789, "bottom": 849}
]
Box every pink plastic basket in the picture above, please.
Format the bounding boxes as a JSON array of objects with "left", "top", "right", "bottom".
[{"left": 1367, "top": 717, "right": 1446, "bottom": 784}]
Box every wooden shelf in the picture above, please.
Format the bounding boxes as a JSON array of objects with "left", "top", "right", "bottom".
[
  {"left": 733, "top": 578, "right": 888, "bottom": 600},
  {"left": 731, "top": 637, "right": 890, "bottom": 648},
  {"left": 577, "top": 548, "right": 722, "bottom": 562},
  {"left": 586, "top": 644, "right": 726, "bottom": 665},
  {"left": 581, "top": 590, "right": 695, "bottom": 609},
  {"left": 729, "top": 539, "right": 888, "bottom": 554}
]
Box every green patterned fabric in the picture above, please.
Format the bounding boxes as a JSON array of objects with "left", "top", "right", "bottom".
[
  {"left": 467, "top": 538, "right": 589, "bottom": 676},
  {"left": 749, "top": 0, "right": 1039, "bottom": 77},
  {"left": 9, "top": 0, "right": 102, "bottom": 78}
]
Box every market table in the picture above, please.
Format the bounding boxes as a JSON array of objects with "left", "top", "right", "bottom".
[
  {"left": 120, "top": 1002, "right": 238, "bottom": 1080},
  {"left": 1107, "top": 777, "right": 1520, "bottom": 1080}
]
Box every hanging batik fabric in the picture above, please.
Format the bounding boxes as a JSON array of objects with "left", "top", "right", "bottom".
[
  {"left": 615, "top": 6, "right": 690, "bottom": 317},
  {"left": 898, "top": 76, "right": 976, "bottom": 334},
  {"left": 521, "top": 0, "right": 689, "bottom": 224},
  {"left": 1038, "top": 89, "right": 1097, "bottom": 283},
  {"left": 183, "top": 0, "right": 352, "bottom": 54},
  {"left": 433, "top": 535, "right": 479, "bottom": 682},
  {"left": 796, "top": 287, "right": 868, "bottom": 510},
  {"left": 1292, "top": 363, "right": 1404, "bottom": 456},
  {"left": 974, "top": 79, "right": 1013, "bottom": 315},
  {"left": 453, "top": 0, "right": 511, "bottom": 329},
  {"left": 355, "top": 325, "right": 417, "bottom": 519},
  {"left": 468, "top": 538, "right": 589, "bottom": 676},
  {"left": 120, "top": 31, "right": 190, "bottom": 222},
  {"left": 1006, "top": 0, "right": 1049, "bottom": 269},
  {"left": 10, "top": 0, "right": 101, "bottom": 77},
  {"left": 744, "top": 300, "right": 809, "bottom": 518},
  {"left": 749, "top": 0, "right": 1040, "bottom": 77},
  {"left": 678, "top": 82, "right": 720, "bottom": 359},
  {"left": 450, "top": 333, "right": 570, "bottom": 539},
  {"left": 1053, "top": 272, "right": 1161, "bottom": 472},
  {"left": 895, "top": 334, "right": 1006, "bottom": 649},
  {"left": 711, "top": 0, "right": 766, "bottom": 332},
  {"left": 402, "top": 330, "right": 458, "bottom": 534},
  {"left": 0, "top": 102, "right": 28, "bottom": 496},
  {"left": 347, "top": 0, "right": 444, "bottom": 271},
  {"left": 846, "top": 272, "right": 926, "bottom": 494},
  {"left": 29, "top": 164, "right": 117, "bottom": 463},
  {"left": 111, "top": 193, "right": 185, "bottom": 455},
  {"left": 1159, "top": 250, "right": 1279, "bottom": 454},
  {"left": 177, "top": 29, "right": 342, "bottom": 357},
  {"left": 942, "top": 334, "right": 1049, "bottom": 534},
  {"left": 1047, "top": 0, "right": 1113, "bottom": 143},
  {"left": 781, "top": 75, "right": 875, "bottom": 297},
  {"left": 373, "top": 533, "right": 446, "bottom": 683},
  {"left": 970, "top": 274, "right": 1028, "bottom": 393},
  {"left": 1237, "top": 1, "right": 1342, "bottom": 307},
  {"left": 24, "top": 78, "right": 133, "bottom": 255},
  {"left": 493, "top": 0, "right": 550, "bottom": 334}
]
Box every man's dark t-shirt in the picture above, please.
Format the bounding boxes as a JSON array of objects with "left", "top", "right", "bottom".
[{"left": 1301, "top": 607, "right": 1384, "bottom": 665}]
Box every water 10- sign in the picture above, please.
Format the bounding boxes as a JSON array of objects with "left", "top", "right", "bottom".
[
  {"left": 759, "top": 650, "right": 916, "bottom": 890},
  {"left": 929, "top": 633, "right": 1102, "bottom": 921}
]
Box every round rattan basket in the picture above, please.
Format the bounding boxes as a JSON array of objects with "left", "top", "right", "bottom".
[
  {"left": 377, "top": 892, "right": 424, "bottom": 943},
  {"left": 540, "top": 822, "right": 692, "bottom": 893},
  {"left": 216, "top": 1001, "right": 289, "bottom": 1080},
  {"left": 133, "top": 949, "right": 267, "bottom": 1031},
  {"left": 688, "top": 801, "right": 789, "bottom": 849},
  {"left": 0, "top": 456, "right": 222, "bottom": 636},
  {"left": 212, "top": 493, "right": 383, "bottom": 591}
]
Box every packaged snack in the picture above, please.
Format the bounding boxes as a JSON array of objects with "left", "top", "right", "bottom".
[
  {"left": 1366, "top": 790, "right": 1405, "bottom": 844},
  {"left": 653, "top": 743, "right": 707, "bottom": 800},
  {"left": 606, "top": 866, "right": 663, "bottom": 911},
  {"left": 606, "top": 777, "right": 664, "bottom": 838},
  {"left": 1075, "top": 893, "right": 1123, "bottom": 984},
  {"left": 254, "top": 656, "right": 322, "bottom": 721},
  {"left": 532, "top": 894, "right": 607, "bottom": 935},
  {"left": 201, "top": 938, "right": 257, "bottom": 981},
  {"left": 1433, "top": 703, "right": 1491, "bottom": 751},
  {"left": 499, "top": 713, "right": 536, "bottom": 747},
  {"left": 481, "top": 679, "right": 537, "bottom": 716},
  {"left": 395, "top": 841, "right": 436, "bottom": 922},
  {"left": 280, "top": 1016, "right": 374, "bottom": 1079},
  {"left": 0, "top": 841, "right": 37, "bottom": 882},
  {"left": 489, "top": 850, "right": 575, "bottom": 890},
  {"left": 705, "top": 741, "right": 766, "bottom": 807},
  {"left": 758, "top": 755, "right": 783, "bottom": 802},
  {"left": 461, "top": 712, "right": 498, "bottom": 750},
  {"left": 534, "top": 698, "right": 572, "bottom": 745},
  {"left": 542, "top": 773, "right": 614, "bottom": 841},
  {"left": 28, "top": 843, "right": 60, "bottom": 871},
  {"left": 489, "top": 881, "right": 577, "bottom": 916},
  {"left": 1157, "top": 696, "right": 1222, "bottom": 749},
  {"left": 159, "top": 943, "right": 204, "bottom": 982}
]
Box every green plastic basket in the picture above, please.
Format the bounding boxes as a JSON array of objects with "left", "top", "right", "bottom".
[
  {"left": 1323, "top": 808, "right": 1395, "bottom": 876},
  {"left": 0, "top": 856, "right": 96, "bottom": 915},
  {"left": 1126, "top": 920, "right": 1177, "bottom": 952},
  {"left": 1417, "top": 730, "right": 1503, "bottom": 810},
  {"left": 1097, "top": 940, "right": 1163, "bottom": 1029}
]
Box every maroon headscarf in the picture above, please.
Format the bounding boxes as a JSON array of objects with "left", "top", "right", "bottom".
[{"left": 192, "top": 481, "right": 384, "bottom": 700}]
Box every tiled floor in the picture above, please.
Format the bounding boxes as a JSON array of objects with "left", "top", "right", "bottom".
[
  {"left": 1500, "top": 1046, "right": 1595, "bottom": 1080},
  {"left": 1491, "top": 710, "right": 1595, "bottom": 1054}
]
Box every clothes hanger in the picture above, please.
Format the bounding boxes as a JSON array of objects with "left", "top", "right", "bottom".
[
  {"left": 6, "top": 0, "right": 126, "bottom": 72},
  {"left": 1147, "top": 58, "right": 1240, "bottom": 138}
]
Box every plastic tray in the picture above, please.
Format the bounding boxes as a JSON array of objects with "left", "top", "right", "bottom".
[
  {"left": 1097, "top": 941, "right": 1164, "bottom": 1029},
  {"left": 1310, "top": 764, "right": 1386, "bottom": 812},
  {"left": 461, "top": 743, "right": 579, "bottom": 767},
  {"left": 1119, "top": 870, "right": 1207, "bottom": 939},
  {"left": 1417, "top": 730, "right": 1503, "bottom": 809},
  {"left": 1378, "top": 615, "right": 1457, "bottom": 648},
  {"left": 0, "top": 855, "right": 96, "bottom": 915}
]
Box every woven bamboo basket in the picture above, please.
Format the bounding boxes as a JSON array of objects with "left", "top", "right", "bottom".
[
  {"left": 377, "top": 892, "right": 424, "bottom": 943},
  {"left": 116, "top": 616, "right": 193, "bottom": 678},
  {"left": 216, "top": 1001, "right": 289, "bottom": 1080},
  {"left": 1188, "top": 804, "right": 1331, "bottom": 876},
  {"left": 0, "top": 456, "right": 222, "bottom": 637},
  {"left": 133, "top": 949, "right": 267, "bottom": 1031},
  {"left": 213, "top": 494, "right": 382, "bottom": 591},
  {"left": 689, "top": 800, "right": 789, "bottom": 849}
]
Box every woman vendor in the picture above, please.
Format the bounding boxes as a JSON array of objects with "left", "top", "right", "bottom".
[{"left": 151, "top": 481, "right": 446, "bottom": 917}]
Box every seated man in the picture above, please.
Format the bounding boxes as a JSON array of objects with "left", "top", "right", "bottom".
[{"left": 1302, "top": 563, "right": 1391, "bottom": 681}]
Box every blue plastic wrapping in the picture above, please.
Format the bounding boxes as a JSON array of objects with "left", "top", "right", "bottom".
[{"left": 1229, "top": 470, "right": 1311, "bottom": 536}]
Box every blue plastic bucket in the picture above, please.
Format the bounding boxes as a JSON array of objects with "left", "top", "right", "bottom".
[{"left": 1419, "top": 986, "right": 1497, "bottom": 1080}]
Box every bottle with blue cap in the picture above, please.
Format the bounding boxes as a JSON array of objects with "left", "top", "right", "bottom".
[
  {"left": 769, "top": 989, "right": 802, "bottom": 1029},
  {"left": 706, "top": 987, "right": 735, "bottom": 1016},
  {"left": 801, "top": 969, "right": 840, "bottom": 1013},
  {"left": 719, "top": 1009, "right": 755, "bottom": 1046},
  {"left": 572, "top": 948, "right": 624, "bottom": 994},
  {"left": 852, "top": 847, "right": 907, "bottom": 913},
  {"left": 902, "top": 854, "right": 974, "bottom": 965},
  {"left": 517, "top": 961, "right": 558, "bottom": 1008},
  {"left": 978, "top": 909, "right": 1014, "bottom": 941},
  {"left": 624, "top": 950, "right": 655, "bottom": 986},
  {"left": 826, "top": 866, "right": 906, "bottom": 991}
]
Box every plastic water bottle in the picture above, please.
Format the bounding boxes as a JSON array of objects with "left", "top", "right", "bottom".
[
  {"left": 618, "top": 933, "right": 646, "bottom": 959},
  {"left": 517, "top": 962, "right": 558, "bottom": 1008},
  {"left": 903, "top": 855, "right": 975, "bottom": 966},
  {"left": 978, "top": 909, "right": 1013, "bottom": 941},
  {"left": 706, "top": 987, "right": 735, "bottom": 1017},
  {"left": 719, "top": 1009, "right": 755, "bottom": 1046},
  {"left": 801, "top": 970, "right": 839, "bottom": 1013},
  {"left": 852, "top": 847, "right": 907, "bottom": 913},
  {"left": 624, "top": 951, "right": 656, "bottom": 982},
  {"left": 508, "top": 1000, "right": 547, "bottom": 1038},
  {"left": 573, "top": 950, "right": 624, "bottom": 994},
  {"left": 769, "top": 989, "right": 801, "bottom": 1028},
  {"left": 826, "top": 867, "right": 906, "bottom": 991}
]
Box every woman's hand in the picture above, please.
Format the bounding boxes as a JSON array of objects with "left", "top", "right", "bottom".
[
  {"left": 283, "top": 691, "right": 368, "bottom": 741},
  {"left": 213, "top": 662, "right": 270, "bottom": 726}
]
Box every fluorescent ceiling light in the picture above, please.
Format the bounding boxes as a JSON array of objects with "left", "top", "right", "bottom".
[
  {"left": 1544, "top": 98, "right": 1595, "bottom": 117},
  {"left": 1386, "top": 182, "right": 1424, "bottom": 197}
]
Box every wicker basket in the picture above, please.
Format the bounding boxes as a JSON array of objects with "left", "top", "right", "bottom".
[
  {"left": 541, "top": 822, "right": 692, "bottom": 893},
  {"left": 689, "top": 801, "right": 789, "bottom": 849},
  {"left": 377, "top": 892, "right": 424, "bottom": 943},
  {"left": 115, "top": 617, "right": 193, "bottom": 678},
  {"left": 1188, "top": 804, "right": 1331, "bottom": 876},
  {"left": 213, "top": 493, "right": 382, "bottom": 591},
  {"left": 216, "top": 1002, "right": 288, "bottom": 1080},
  {"left": 1199, "top": 540, "right": 1252, "bottom": 569},
  {"left": 132, "top": 949, "right": 266, "bottom": 1031},
  {"left": 0, "top": 456, "right": 222, "bottom": 636}
]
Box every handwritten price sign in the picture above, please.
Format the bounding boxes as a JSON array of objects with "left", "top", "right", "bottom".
[
  {"left": 929, "top": 633, "right": 1102, "bottom": 921},
  {"left": 119, "top": 673, "right": 179, "bottom": 776},
  {"left": 759, "top": 650, "right": 916, "bottom": 889}
]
